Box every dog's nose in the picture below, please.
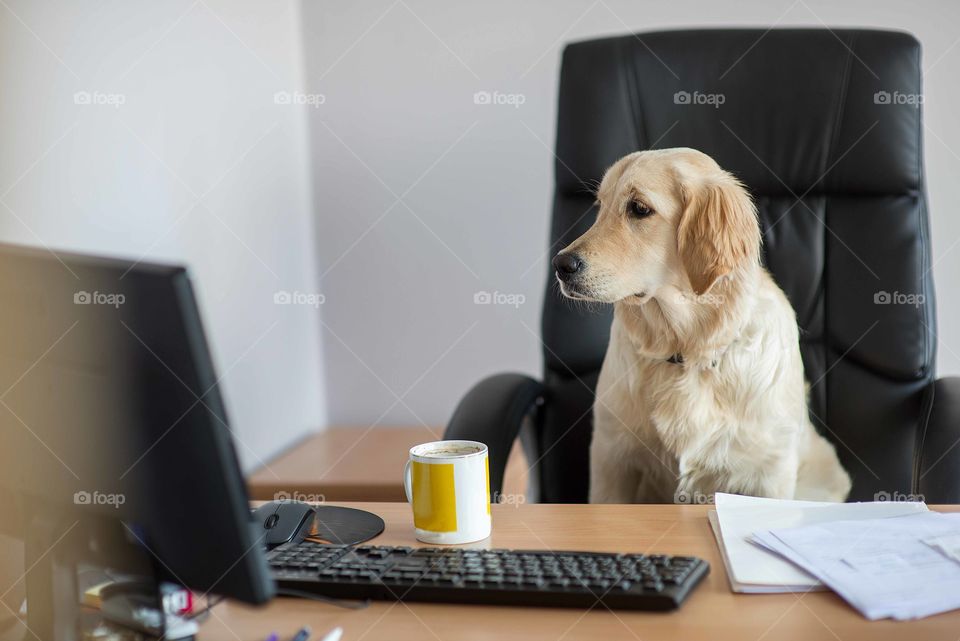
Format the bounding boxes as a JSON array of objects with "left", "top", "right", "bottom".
[{"left": 552, "top": 253, "right": 584, "bottom": 281}]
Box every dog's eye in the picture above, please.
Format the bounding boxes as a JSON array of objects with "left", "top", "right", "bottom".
[{"left": 628, "top": 200, "right": 654, "bottom": 219}]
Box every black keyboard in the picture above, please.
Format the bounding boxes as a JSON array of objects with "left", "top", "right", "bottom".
[{"left": 267, "top": 541, "right": 709, "bottom": 610}]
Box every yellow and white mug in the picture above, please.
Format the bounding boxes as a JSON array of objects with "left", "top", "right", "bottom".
[{"left": 403, "top": 440, "right": 491, "bottom": 544}]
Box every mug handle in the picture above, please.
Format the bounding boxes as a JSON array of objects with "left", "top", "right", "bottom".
[{"left": 403, "top": 460, "right": 413, "bottom": 503}]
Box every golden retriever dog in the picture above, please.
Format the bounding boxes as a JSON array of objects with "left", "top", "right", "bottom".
[{"left": 553, "top": 148, "right": 851, "bottom": 504}]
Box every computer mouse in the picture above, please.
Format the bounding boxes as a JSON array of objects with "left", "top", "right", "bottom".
[{"left": 252, "top": 500, "right": 317, "bottom": 549}]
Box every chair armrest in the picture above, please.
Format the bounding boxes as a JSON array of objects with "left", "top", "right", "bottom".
[
  {"left": 916, "top": 376, "right": 960, "bottom": 502},
  {"left": 444, "top": 373, "right": 544, "bottom": 497}
]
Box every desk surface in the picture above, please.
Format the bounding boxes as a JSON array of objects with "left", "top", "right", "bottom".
[{"left": 202, "top": 502, "right": 960, "bottom": 641}]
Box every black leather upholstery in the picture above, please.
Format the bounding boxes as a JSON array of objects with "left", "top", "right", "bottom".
[
  {"left": 445, "top": 373, "right": 544, "bottom": 497},
  {"left": 446, "top": 29, "right": 960, "bottom": 503},
  {"left": 916, "top": 377, "right": 960, "bottom": 501}
]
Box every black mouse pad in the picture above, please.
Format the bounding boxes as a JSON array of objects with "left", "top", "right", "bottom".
[{"left": 304, "top": 506, "right": 385, "bottom": 545}]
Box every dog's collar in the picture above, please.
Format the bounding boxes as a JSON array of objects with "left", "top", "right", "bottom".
[{"left": 666, "top": 353, "right": 719, "bottom": 368}]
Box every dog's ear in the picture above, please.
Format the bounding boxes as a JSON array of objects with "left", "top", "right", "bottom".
[{"left": 677, "top": 173, "right": 760, "bottom": 295}]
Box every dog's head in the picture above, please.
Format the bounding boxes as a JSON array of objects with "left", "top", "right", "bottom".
[{"left": 553, "top": 148, "right": 760, "bottom": 304}]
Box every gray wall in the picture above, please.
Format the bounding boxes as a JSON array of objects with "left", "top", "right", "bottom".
[
  {"left": 304, "top": 0, "right": 960, "bottom": 428},
  {"left": 0, "top": 0, "right": 326, "bottom": 469}
]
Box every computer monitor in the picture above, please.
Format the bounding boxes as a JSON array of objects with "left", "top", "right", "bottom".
[{"left": 0, "top": 243, "right": 274, "bottom": 638}]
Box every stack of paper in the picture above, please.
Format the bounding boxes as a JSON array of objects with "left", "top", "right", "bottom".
[
  {"left": 708, "top": 493, "right": 928, "bottom": 593},
  {"left": 925, "top": 532, "right": 960, "bottom": 563},
  {"left": 754, "top": 511, "right": 960, "bottom": 620}
]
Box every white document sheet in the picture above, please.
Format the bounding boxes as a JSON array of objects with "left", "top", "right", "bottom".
[
  {"left": 710, "top": 493, "right": 928, "bottom": 593},
  {"left": 754, "top": 512, "right": 960, "bottom": 620},
  {"left": 923, "top": 532, "right": 960, "bottom": 564}
]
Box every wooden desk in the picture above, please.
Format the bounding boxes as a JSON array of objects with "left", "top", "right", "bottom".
[
  {"left": 201, "top": 503, "right": 960, "bottom": 641},
  {"left": 247, "top": 427, "right": 527, "bottom": 502}
]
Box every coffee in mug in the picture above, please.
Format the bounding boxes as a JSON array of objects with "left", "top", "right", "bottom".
[{"left": 403, "top": 440, "right": 491, "bottom": 544}]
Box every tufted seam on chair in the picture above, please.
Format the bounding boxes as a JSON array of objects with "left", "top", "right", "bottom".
[
  {"left": 821, "top": 32, "right": 857, "bottom": 433},
  {"left": 621, "top": 35, "right": 647, "bottom": 151},
  {"left": 912, "top": 37, "right": 933, "bottom": 491},
  {"left": 826, "top": 32, "right": 856, "bottom": 180},
  {"left": 914, "top": 40, "right": 932, "bottom": 376},
  {"left": 913, "top": 380, "right": 935, "bottom": 494}
]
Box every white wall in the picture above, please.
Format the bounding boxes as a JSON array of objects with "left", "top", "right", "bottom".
[
  {"left": 304, "top": 0, "right": 960, "bottom": 427},
  {"left": 0, "top": 0, "right": 326, "bottom": 470},
  {"left": 3, "top": 1, "right": 958, "bottom": 461}
]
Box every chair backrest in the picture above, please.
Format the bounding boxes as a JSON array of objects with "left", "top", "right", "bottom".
[{"left": 537, "top": 28, "right": 934, "bottom": 503}]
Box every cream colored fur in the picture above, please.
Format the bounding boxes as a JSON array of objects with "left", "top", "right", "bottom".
[{"left": 556, "top": 148, "right": 851, "bottom": 503}]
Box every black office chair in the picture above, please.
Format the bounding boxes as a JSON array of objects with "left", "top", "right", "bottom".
[{"left": 444, "top": 29, "right": 960, "bottom": 503}]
